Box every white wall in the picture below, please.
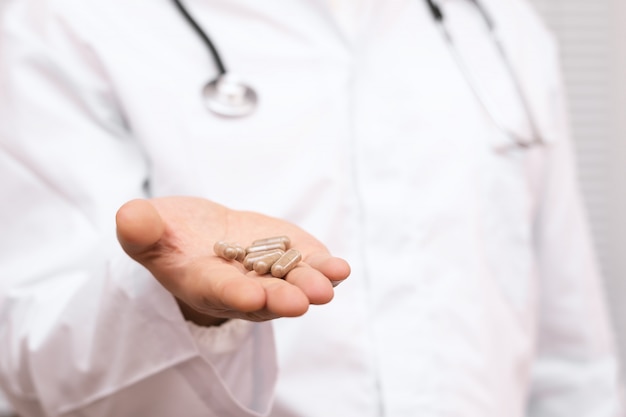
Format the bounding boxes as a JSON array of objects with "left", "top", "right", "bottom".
[
  {"left": 608, "top": 0, "right": 626, "bottom": 369},
  {"left": 527, "top": 0, "right": 626, "bottom": 374}
]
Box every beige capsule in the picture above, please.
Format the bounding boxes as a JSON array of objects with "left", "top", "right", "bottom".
[
  {"left": 253, "top": 251, "right": 285, "bottom": 275},
  {"left": 271, "top": 249, "right": 302, "bottom": 278},
  {"left": 251, "top": 236, "right": 291, "bottom": 250},
  {"left": 233, "top": 244, "right": 246, "bottom": 262},
  {"left": 246, "top": 241, "right": 287, "bottom": 254},
  {"left": 213, "top": 241, "right": 239, "bottom": 260},
  {"left": 243, "top": 249, "right": 285, "bottom": 271}
]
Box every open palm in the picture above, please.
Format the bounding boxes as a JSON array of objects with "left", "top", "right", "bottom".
[{"left": 115, "top": 197, "right": 351, "bottom": 325}]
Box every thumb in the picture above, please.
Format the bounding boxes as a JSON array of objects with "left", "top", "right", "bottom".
[{"left": 116, "top": 199, "right": 165, "bottom": 258}]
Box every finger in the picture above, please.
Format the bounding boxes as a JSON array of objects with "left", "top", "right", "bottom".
[
  {"left": 304, "top": 253, "right": 351, "bottom": 287},
  {"left": 183, "top": 262, "right": 309, "bottom": 318},
  {"left": 116, "top": 199, "right": 164, "bottom": 257},
  {"left": 181, "top": 261, "right": 267, "bottom": 314},
  {"left": 282, "top": 263, "right": 334, "bottom": 305},
  {"left": 261, "top": 278, "right": 310, "bottom": 317}
]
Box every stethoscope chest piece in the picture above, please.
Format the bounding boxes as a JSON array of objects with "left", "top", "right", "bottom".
[{"left": 203, "top": 74, "right": 257, "bottom": 117}]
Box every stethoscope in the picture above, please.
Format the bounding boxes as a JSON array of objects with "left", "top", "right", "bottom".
[
  {"left": 172, "top": 0, "right": 257, "bottom": 117},
  {"left": 172, "top": 0, "right": 542, "bottom": 147},
  {"left": 425, "top": 0, "right": 542, "bottom": 148}
]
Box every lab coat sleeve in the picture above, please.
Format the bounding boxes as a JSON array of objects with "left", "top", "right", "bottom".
[
  {"left": 0, "top": 1, "right": 277, "bottom": 416},
  {"left": 527, "top": 38, "right": 624, "bottom": 416}
]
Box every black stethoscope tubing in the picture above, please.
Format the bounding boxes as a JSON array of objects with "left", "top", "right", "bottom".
[
  {"left": 425, "top": 0, "right": 542, "bottom": 147},
  {"left": 425, "top": 0, "right": 494, "bottom": 29},
  {"left": 172, "top": 0, "right": 257, "bottom": 117},
  {"left": 173, "top": 0, "right": 542, "bottom": 147},
  {"left": 172, "top": 0, "right": 226, "bottom": 76}
]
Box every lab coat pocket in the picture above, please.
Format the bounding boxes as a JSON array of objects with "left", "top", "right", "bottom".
[
  {"left": 481, "top": 62, "right": 562, "bottom": 152},
  {"left": 480, "top": 148, "right": 538, "bottom": 324},
  {"left": 485, "top": 15, "right": 564, "bottom": 151},
  {"left": 479, "top": 44, "right": 565, "bottom": 325}
]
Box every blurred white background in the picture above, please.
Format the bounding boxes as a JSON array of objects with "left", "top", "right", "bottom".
[
  {"left": 0, "top": 1, "right": 623, "bottom": 415},
  {"left": 529, "top": 0, "right": 626, "bottom": 378}
]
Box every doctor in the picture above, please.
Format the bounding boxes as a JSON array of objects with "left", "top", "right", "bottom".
[{"left": 0, "top": 0, "right": 622, "bottom": 416}]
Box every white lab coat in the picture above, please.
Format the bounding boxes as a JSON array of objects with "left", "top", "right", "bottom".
[{"left": 0, "top": 0, "right": 622, "bottom": 416}]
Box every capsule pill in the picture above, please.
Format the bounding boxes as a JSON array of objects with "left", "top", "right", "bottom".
[
  {"left": 214, "top": 241, "right": 239, "bottom": 260},
  {"left": 252, "top": 236, "right": 291, "bottom": 249},
  {"left": 233, "top": 244, "right": 246, "bottom": 262},
  {"left": 253, "top": 251, "right": 285, "bottom": 275},
  {"left": 246, "top": 241, "right": 287, "bottom": 254},
  {"left": 271, "top": 248, "right": 302, "bottom": 278},
  {"left": 243, "top": 249, "right": 285, "bottom": 270}
]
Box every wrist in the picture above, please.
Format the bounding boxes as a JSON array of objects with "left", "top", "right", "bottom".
[{"left": 176, "top": 298, "right": 228, "bottom": 327}]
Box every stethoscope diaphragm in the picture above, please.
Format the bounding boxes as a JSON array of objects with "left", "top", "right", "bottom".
[
  {"left": 172, "top": 0, "right": 258, "bottom": 118},
  {"left": 203, "top": 74, "right": 257, "bottom": 118}
]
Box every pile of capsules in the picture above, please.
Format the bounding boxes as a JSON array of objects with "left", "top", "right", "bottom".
[{"left": 213, "top": 235, "right": 302, "bottom": 278}]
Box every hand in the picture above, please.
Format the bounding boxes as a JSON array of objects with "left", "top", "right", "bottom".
[{"left": 115, "top": 197, "right": 351, "bottom": 326}]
